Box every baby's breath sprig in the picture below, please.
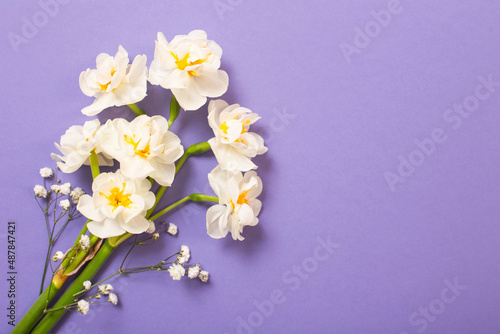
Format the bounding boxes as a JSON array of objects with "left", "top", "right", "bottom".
[{"left": 35, "top": 167, "right": 85, "bottom": 295}]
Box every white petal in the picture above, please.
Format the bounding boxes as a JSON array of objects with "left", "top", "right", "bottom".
[
  {"left": 193, "top": 69, "right": 228, "bottom": 97},
  {"left": 171, "top": 86, "right": 207, "bottom": 111},
  {"left": 77, "top": 195, "right": 105, "bottom": 222},
  {"left": 88, "top": 218, "right": 126, "bottom": 238},
  {"left": 206, "top": 205, "right": 228, "bottom": 239}
]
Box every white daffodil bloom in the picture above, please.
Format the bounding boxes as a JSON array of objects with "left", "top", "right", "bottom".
[
  {"left": 51, "top": 119, "right": 114, "bottom": 174},
  {"left": 80, "top": 45, "right": 148, "bottom": 116},
  {"left": 100, "top": 115, "right": 184, "bottom": 186},
  {"left": 207, "top": 100, "right": 267, "bottom": 172},
  {"left": 206, "top": 166, "right": 262, "bottom": 241},
  {"left": 77, "top": 170, "right": 155, "bottom": 238},
  {"left": 149, "top": 30, "right": 228, "bottom": 111}
]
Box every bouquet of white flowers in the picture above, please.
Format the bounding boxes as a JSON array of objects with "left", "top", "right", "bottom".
[{"left": 13, "top": 30, "right": 267, "bottom": 334}]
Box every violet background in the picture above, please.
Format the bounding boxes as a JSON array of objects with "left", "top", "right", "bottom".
[{"left": 1, "top": 1, "right": 500, "bottom": 333}]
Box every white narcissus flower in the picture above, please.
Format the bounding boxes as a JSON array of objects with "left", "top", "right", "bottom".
[
  {"left": 77, "top": 300, "right": 90, "bottom": 315},
  {"left": 188, "top": 264, "right": 200, "bottom": 279},
  {"left": 59, "top": 199, "right": 71, "bottom": 211},
  {"left": 39, "top": 167, "right": 53, "bottom": 178},
  {"left": 51, "top": 119, "right": 114, "bottom": 174},
  {"left": 208, "top": 100, "right": 267, "bottom": 172},
  {"left": 168, "top": 263, "right": 185, "bottom": 280},
  {"left": 149, "top": 30, "right": 228, "bottom": 111},
  {"left": 206, "top": 166, "right": 262, "bottom": 241},
  {"left": 100, "top": 115, "right": 184, "bottom": 186},
  {"left": 77, "top": 170, "right": 155, "bottom": 238},
  {"left": 34, "top": 185, "right": 47, "bottom": 198},
  {"left": 80, "top": 45, "right": 148, "bottom": 116}
]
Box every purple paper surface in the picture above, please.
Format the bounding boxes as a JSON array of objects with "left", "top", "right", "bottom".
[{"left": 1, "top": 1, "right": 500, "bottom": 333}]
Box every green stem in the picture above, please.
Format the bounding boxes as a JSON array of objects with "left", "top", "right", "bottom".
[
  {"left": 146, "top": 142, "right": 211, "bottom": 218},
  {"left": 127, "top": 103, "right": 146, "bottom": 116},
  {"left": 62, "top": 235, "right": 100, "bottom": 276},
  {"left": 30, "top": 241, "right": 116, "bottom": 334},
  {"left": 149, "top": 193, "right": 218, "bottom": 221},
  {"left": 60, "top": 222, "right": 89, "bottom": 272},
  {"left": 89, "top": 150, "right": 100, "bottom": 179},
  {"left": 11, "top": 282, "right": 60, "bottom": 334}
]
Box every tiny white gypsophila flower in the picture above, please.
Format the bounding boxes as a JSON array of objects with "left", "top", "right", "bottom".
[
  {"left": 34, "top": 185, "right": 48, "bottom": 198},
  {"left": 51, "top": 251, "right": 64, "bottom": 262},
  {"left": 39, "top": 167, "right": 53, "bottom": 178},
  {"left": 108, "top": 293, "right": 118, "bottom": 306},
  {"left": 70, "top": 187, "right": 85, "bottom": 204},
  {"left": 77, "top": 300, "right": 90, "bottom": 315},
  {"left": 166, "top": 222, "right": 178, "bottom": 236},
  {"left": 168, "top": 263, "right": 185, "bottom": 280},
  {"left": 152, "top": 233, "right": 160, "bottom": 240},
  {"left": 59, "top": 199, "right": 71, "bottom": 211},
  {"left": 59, "top": 182, "right": 71, "bottom": 195},
  {"left": 198, "top": 270, "right": 209, "bottom": 283},
  {"left": 83, "top": 281, "right": 92, "bottom": 291},
  {"left": 188, "top": 264, "right": 200, "bottom": 279},
  {"left": 149, "top": 30, "right": 228, "bottom": 111},
  {"left": 206, "top": 166, "right": 263, "bottom": 240},
  {"left": 98, "top": 284, "right": 113, "bottom": 295},
  {"left": 99, "top": 115, "right": 184, "bottom": 187},
  {"left": 146, "top": 221, "right": 156, "bottom": 234},
  {"left": 79, "top": 45, "right": 148, "bottom": 116},
  {"left": 51, "top": 184, "right": 61, "bottom": 194},
  {"left": 51, "top": 119, "right": 114, "bottom": 174},
  {"left": 79, "top": 235, "right": 90, "bottom": 251},
  {"left": 95, "top": 294, "right": 101, "bottom": 299},
  {"left": 178, "top": 245, "right": 190, "bottom": 264}
]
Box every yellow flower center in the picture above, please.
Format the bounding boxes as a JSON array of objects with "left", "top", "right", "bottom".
[
  {"left": 102, "top": 186, "right": 132, "bottom": 211},
  {"left": 171, "top": 52, "right": 208, "bottom": 76},
  {"left": 219, "top": 120, "right": 250, "bottom": 136},
  {"left": 124, "top": 135, "right": 150, "bottom": 158},
  {"left": 230, "top": 190, "right": 249, "bottom": 210},
  {"left": 99, "top": 69, "right": 117, "bottom": 91}
]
